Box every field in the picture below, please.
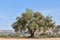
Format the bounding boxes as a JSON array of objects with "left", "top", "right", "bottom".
[{"left": 0, "top": 38, "right": 60, "bottom": 40}]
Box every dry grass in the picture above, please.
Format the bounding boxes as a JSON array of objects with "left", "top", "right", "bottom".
[{"left": 0, "top": 38, "right": 60, "bottom": 40}]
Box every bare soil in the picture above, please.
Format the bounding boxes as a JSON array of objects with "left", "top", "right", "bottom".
[{"left": 0, "top": 38, "right": 60, "bottom": 40}]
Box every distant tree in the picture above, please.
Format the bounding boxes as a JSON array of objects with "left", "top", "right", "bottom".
[{"left": 11, "top": 9, "right": 55, "bottom": 37}]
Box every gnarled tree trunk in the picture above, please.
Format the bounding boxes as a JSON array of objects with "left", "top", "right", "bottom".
[{"left": 28, "top": 30, "right": 35, "bottom": 38}]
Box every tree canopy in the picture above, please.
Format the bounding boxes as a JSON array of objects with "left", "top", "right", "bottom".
[{"left": 11, "top": 9, "right": 55, "bottom": 37}]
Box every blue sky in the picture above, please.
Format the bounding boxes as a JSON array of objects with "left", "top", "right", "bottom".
[{"left": 0, "top": 0, "right": 60, "bottom": 30}]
